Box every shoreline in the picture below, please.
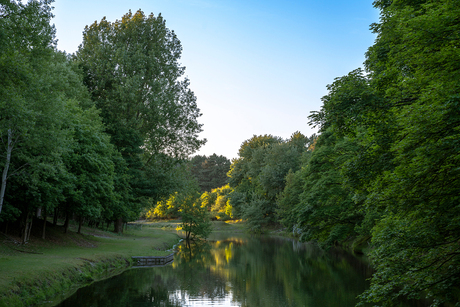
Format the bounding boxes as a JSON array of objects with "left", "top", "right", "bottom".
[{"left": 0, "top": 221, "right": 181, "bottom": 307}]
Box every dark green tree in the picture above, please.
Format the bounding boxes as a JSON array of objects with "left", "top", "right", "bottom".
[
  {"left": 190, "top": 154, "right": 230, "bottom": 192},
  {"left": 60, "top": 103, "right": 117, "bottom": 234},
  {"left": 357, "top": 0, "right": 460, "bottom": 305},
  {"left": 227, "top": 134, "right": 282, "bottom": 225},
  {"left": 308, "top": 0, "right": 460, "bottom": 305},
  {"left": 0, "top": 0, "right": 57, "bottom": 218},
  {"left": 75, "top": 9, "right": 206, "bottom": 225},
  {"left": 276, "top": 165, "right": 306, "bottom": 233},
  {"left": 296, "top": 130, "right": 363, "bottom": 248},
  {"left": 228, "top": 133, "right": 311, "bottom": 231},
  {"left": 0, "top": 1, "right": 114, "bottom": 241}
]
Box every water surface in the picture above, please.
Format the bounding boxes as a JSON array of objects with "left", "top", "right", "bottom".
[{"left": 55, "top": 234, "right": 398, "bottom": 306}]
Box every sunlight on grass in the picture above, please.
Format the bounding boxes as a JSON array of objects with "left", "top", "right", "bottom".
[{"left": 225, "top": 219, "right": 244, "bottom": 224}]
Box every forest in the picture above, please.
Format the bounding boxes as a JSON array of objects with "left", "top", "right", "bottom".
[
  {"left": 1, "top": 0, "right": 459, "bottom": 306},
  {"left": 0, "top": 2, "right": 205, "bottom": 237}
]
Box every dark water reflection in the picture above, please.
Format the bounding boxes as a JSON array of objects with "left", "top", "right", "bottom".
[{"left": 55, "top": 234, "right": 425, "bottom": 307}]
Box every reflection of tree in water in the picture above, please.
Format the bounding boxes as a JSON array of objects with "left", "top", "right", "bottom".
[
  {"left": 171, "top": 240, "right": 229, "bottom": 300},
  {"left": 58, "top": 236, "right": 426, "bottom": 307},
  {"left": 212, "top": 236, "right": 369, "bottom": 307},
  {"left": 172, "top": 236, "right": 373, "bottom": 307},
  {"left": 57, "top": 269, "right": 182, "bottom": 307}
]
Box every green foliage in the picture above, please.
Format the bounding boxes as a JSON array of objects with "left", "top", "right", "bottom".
[
  {"left": 228, "top": 133, "right": 313, "bottom": 231},
  {"left": 0, "top": 0, "right": 60, "bottom": 218},
  {"left": 295, "top": 130, "right": 362, "bottom": 247},
  {"left": 355, "top": 1, "right": 460, "bottom": 305},
  {"left": 0, "top": 0, "right": 114, "bottom": 233},
  {"left": 276, "top": 168, "right": 305, "bottom": 232},
  {"left": 146, "top": 169, "right": 212, "bottom": 240},
  {"left": 296, "top": 0, "right": 460, "bottom": 305},
  {"left": 179, "top": 191, "right": 212, "bottom": 240},
  {"left": 147, "top": 192, "right": 181, "bottom": 219},
  {"left": 226, "top": 191, "right": 246, "bottom": 219},
  {"left": 241, "top": 196, "right": 272, "bottom": 233},
  {"left": 75, "top": 9, "right": 206, "bottom": 218},
  {"left": 199, "top": 184, "right": 233, "bottom": 220},
  {"left": 60, "top": 102, "right": 116, "bottom": 225},
  {"left": 1, "top": 4, "right": 204, "bottom": 239},
  {"left": 190, "top": 154, "right": 231, "bottom": 192}
]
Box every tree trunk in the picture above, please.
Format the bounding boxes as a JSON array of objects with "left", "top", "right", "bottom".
[
  {"left": 0, "top": 129, "right": 13, "bottom": 215},
  {"left": 53, "top": 207, "right": 58, "bottom": 226},
  {"left": 64, "top": 212, "right": 69, "bottom": 233},
  {"left": 77, "top": 216, "right": 82, "bottom": 234},
  {"left": 21, "top": 211, "right": 30, "bottom": 244},
  {"left": 114, "top": 217, "right": 123, "bottom": 234},
  {"left": 21, "top": 223, "right": 27, "bottom": 244},
  {"left": 27, "top": 216, "right": 33, "bottom": 242},
  {"left": 42, "top": 207, "right": 47, "bottom": 239}
]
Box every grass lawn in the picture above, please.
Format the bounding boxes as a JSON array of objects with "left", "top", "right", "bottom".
[
  {"left": 0, "top": 220, "right": 181, "bottom": 306},
  {"left": 139, "top": 219, "right": 247, "bottom": 232}
]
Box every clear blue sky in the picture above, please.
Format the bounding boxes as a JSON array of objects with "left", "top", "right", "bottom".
[{"left": 52, "top": 0, "right": 379, "bottom": 160}]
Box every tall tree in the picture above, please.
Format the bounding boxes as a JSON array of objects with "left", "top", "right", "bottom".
[
  {"left": 75, "top": 10, "right": 206, "bottom": 216},
  {"left": 0, "top": 0, "right": 57, "bottom": 217},
  {"left": 60, "top": 103, "right": 117, "bottom": 234},
  {"left": 358, "top": 0, "right": 460, "bottom": 305}
]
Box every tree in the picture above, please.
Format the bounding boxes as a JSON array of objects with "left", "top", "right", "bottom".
[
  {"left": 0, "top": 0, "right": 57, "bottom": 217},
  {"left": 228, "top": 133, "right": 312, "bottom": 230},
  {"left": 75, "top": 9, "right": 206, "bottom": 217},
  {"left": 200, "top": 184, "right": 233, "bottom": 220},
  {"left": 179, "top": 191, "right": 212, "bottom": 241},
  {"left": 60, "top": 103, "right": 117, "bottom": 234},
  {"left": 295, "top": 129, "right": 363, "bottom": 248},
  {"left": 190, "top": 154, "right": 231, "bottom": 192},
  {"left": 357, "top": 0, "right": 460, "bottom": 304},
  {"left": 276, "top": 168, "right": 305, "bottom": 233},
  {"left": 227, "top": 134, "right": 282, "bottom": 224},
  {"left": 0, "top": 0, "right": 111, "bottom": 242}
]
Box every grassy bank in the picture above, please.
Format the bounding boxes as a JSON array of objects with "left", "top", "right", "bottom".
[{"left": 0, "top": 221, "right": 181, "bottom": 307}]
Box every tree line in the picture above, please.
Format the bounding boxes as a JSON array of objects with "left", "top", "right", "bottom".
[
  {"left": 0, "top": 1, "right": 205, "bottom": 239},
  {"left": 227, "top": 0, "right": 459, "bottom": 305}
]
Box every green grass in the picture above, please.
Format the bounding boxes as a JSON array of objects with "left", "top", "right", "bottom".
[
  {"left": 0, "top": 221, "right": 181, "bottom": 306},
  {"left": 136, "top": 219, "right": 247, "bottom": 233}
]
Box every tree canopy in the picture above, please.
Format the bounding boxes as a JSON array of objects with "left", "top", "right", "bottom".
[
  {"left": 74, "top": 9, "right": 206, "bottom": 229},
  {"left": 1, "top": 3, "right": 205, "bottom": 237},
  {"left": 189, "top": 154, "right": 230, "bottom": 192}
]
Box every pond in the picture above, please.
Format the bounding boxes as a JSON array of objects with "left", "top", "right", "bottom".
[{"left": 55, "top": 233, "right": 426, "bottom": 307}]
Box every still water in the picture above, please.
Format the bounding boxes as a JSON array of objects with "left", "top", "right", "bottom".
[{"left": 55, "top": 234, "right": 406, "bottom": 307}]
